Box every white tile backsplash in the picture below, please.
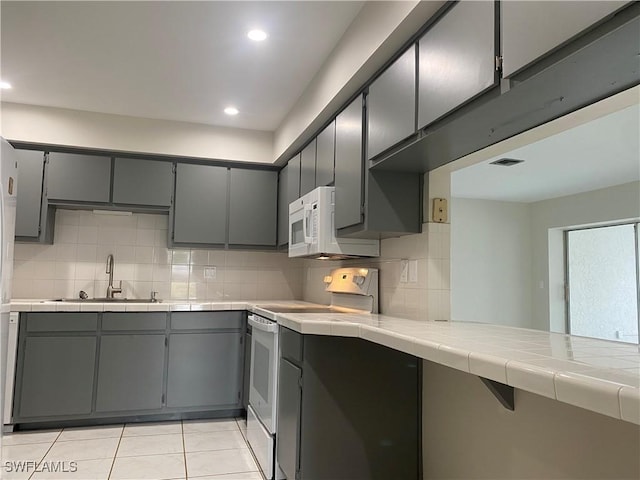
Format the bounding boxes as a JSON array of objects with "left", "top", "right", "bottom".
[
  {"left": 13, "top": 209, "right": 303, "bottom": 302},
  {"left": 302, "top": 222, "right": 451, "bottom": 321}
]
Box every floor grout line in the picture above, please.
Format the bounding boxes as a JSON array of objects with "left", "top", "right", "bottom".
[
  {"left": 181, "top": 419, "right": 189, "bottom": 480},
  {"left": 106, "top": 425, "right": 125, "bottom": 480},
  {"left": 26, "top": 429, "right": 63, "bottom": 480}
]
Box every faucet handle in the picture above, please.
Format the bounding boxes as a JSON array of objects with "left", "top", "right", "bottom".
[{"left": 150, "top": 291, "right": 159, "bottom": 302}]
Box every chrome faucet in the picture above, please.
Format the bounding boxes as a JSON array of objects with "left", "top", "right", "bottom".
[{"left": 105, "top": 254, "right": 122, "bottom": 299}]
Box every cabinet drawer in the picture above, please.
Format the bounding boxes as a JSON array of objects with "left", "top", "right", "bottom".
[
  {"left": 25, "top": 313, "right": 98, "bottom": 332},
  {"left": 102, "top": 313, "right": 167, "bottom": 331},
  {"left": 280, "top": 327, "right": 303, "bottom": 364},
  {"left": 171, "top": 312, "right": 244, "bottom": 331}
]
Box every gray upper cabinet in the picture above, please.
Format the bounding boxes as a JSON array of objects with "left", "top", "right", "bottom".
[
  {"left": 315, "top": 121, "right": 335, "bottom": 187},
  {"left": 46, "top": 152, "right": 111, "bottom": 203},
  {"left": 501, "top": 0, "right": 628, "bottom": 77},
  {"left": 277, "top": 155, "right": 301, "bottom": 246},
  {"left": 334, "top": 95, "right": 364, "bottom": 230},
  {"left": 277, "top": 164, "right": 290, "bottom": 247},
  {"left": 173, "top": 163, "right": 228, "bottom": 245},
  {"left": 113, "top": 158, "right": 173, "bottom": 206},
  {"left": 418, "top": 1, "right": 497, "bottom": 128},
  {"left": 299, "top": 139, "right": 316, "bottom": 196},
  {"left": 229, "top": 168, "right": 277, "bottom": 246},
  {"left": 15, "top": 150, "right": 45, "bottom": 238},
  {"left": 367, "top": 46, "right": 416, "bottom": 160}
]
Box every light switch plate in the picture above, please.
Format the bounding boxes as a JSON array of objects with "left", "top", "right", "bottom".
[
  {"left": 432, "top": 198, "right": 448, "bottom": 223},
  {"left": 400, "top": 260, "right": 409, "bottom": 283},
  {"left": 204, "top": 266, "right": 217, "bottom": 280},
  {"left": 408, "top": 260, "right": 418, "bottom": 283}
]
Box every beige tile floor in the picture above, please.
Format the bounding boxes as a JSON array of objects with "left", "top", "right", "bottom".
[{"left": 1, "top": 418, "right": 263, "bottom": 480}]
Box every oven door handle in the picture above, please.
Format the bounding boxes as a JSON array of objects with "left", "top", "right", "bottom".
[{"left": 248, "top": 315, "right": 278, "bottom": 333}]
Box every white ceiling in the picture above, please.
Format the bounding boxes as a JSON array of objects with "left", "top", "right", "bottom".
[
  {"left": 0, "top": 1, "right": 364, "bottom": 131},
  {"left": 451, "top": 103, "right": 640, "bottom": 203}
]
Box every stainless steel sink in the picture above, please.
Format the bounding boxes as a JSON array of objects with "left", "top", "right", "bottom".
[{"left": 51, "top": 298, "right": 161, "bottom": 303}]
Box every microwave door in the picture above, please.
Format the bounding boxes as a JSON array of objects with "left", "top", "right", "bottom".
[{"left": 289, "top": 206, "right": 310, "bottom": 257}]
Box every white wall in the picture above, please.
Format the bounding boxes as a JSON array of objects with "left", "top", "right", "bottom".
[
  {"left": 0, "top": 102, "right": 274, "bottom": 164},
  {"left": 450, "top": 181, "right": 640, "bottom": 332},
  {"left": 422, "top": 361, "right": 640, "bottom": 479},
  {"left": 451, "top": 198, "right": 533, "bottom": 328},
  {"left": 530, "top": 180, "right": 640, "bottom": 332},
  {"left": 274, "top": 1, "right": 445, "bottom": 162},
  {"left": 13, "top": 209, "right": 303, "bottom": 301}
]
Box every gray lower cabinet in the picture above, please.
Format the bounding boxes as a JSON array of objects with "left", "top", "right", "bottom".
[
  {"left": 15, "top": 150, "right": 48, "bottom": 241},
  {"left": 315, "top": 121, "right": 335, "bottom": 187},
  {"left": 173, "top": 163, "right": 228, "bottom": 245},
  {"left": 276, "top": 358, "right": 302, "bottom": 480},
  {"left": 299, "top": 140, "right": 316, "bottom": 197},
  {"left": 113, "top": 158, "right": 173, "bottom": 207},
  {"left": 167, "top": 311, "right": 244, "bottom": 409},
  {"left": 242, "top": 329, "right": 251, "bottom": 410},
  {"left": 229, "top": 168, "right": 277, "bottom": 246},
  {"left": 334, "top": 95, "right": 364, "bottom": 230},
  {"left": 418, "top": 1, "right": 497, "bottom": 129},
  {"left": 367, "top": 46, "right": 416, "bottom": 160},
  {"left": 166, "top": 332, "right": 242, "bottom": 408},
  {"left": 17, "top": 335, "right": 97, "bottom": 418},
  {"left": 14, "top": 311, "right": 245, "bottom": 425},
  {"left": 277, "top": 328, "right": 421, "bottom": 480},
  {"left": 46, "top": 152, "right": 112, "bottom": 203},
  {"left": 95, "top": 334, "right": 166, "bottom": 412}
]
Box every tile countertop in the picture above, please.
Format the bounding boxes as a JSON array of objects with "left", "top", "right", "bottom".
[{"left": 11, "top": 300, "right": 640, "bottom": 426}]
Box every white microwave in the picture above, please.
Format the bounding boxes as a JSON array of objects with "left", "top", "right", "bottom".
[{"left": 288, "top": 186, "right": 379, "bottom": 259}]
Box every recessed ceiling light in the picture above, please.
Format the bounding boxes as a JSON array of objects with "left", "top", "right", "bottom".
[
  {"left": 0, "top": 81, "right": 12, "bottom": 90},
  {"left": 247, "top": 29, "right": 268, "bottom": 42},
  {"left": 224, "top": 107, "right": 239, "bottom": 116}
]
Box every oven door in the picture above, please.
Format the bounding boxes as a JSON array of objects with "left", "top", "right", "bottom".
[{"left": 248, "top": 314, "right": 279, "bottom": 433}]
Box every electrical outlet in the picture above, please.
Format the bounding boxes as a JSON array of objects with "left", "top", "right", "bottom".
[
  {"left": 400, "top": 260, "right": 409, "bottom": 283},
  {"left": 204, "top": 266, "right": 217, "bottom": 280}
]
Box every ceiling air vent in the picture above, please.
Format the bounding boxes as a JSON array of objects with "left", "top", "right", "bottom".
[{"left": 490, "top": 158, "right": 524, "bottom": 167}]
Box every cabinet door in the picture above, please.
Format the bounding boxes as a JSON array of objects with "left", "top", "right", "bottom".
[
  {"left": 315, "top": 121, "right": 335, "bottom": 187},
  {"left": 299, "top": 139, "right": 316, "bottom": 196},
  {"left": 277, "top": 164, "right": 290, "bottom": 246},
  {"left": 288, "top": 154, "right": 301, "bottom": 201},
  {"left": 15, "top": 150, "right": 45, "bottom": 238},
  {"left": 18, "top": 336, "right": 96, "bottom": 418},
  {"left": 277, "top": 358, "right": 302, "bottom": 480},
  {"left": 501, "top": 0, "right": 627, "bottom": 77},
  {"left": 242, "top": 331, "right": 251, "bottom": 410},
  {"left": 95, "top": 334, "right": 165, "bottom": 412},
  {"left": 173, "top": 163, "right": 227, "bottom": 244},
  {"left": 229, "top": 169, "right": 277, "bottom": 246},
  {"left": 367, "top": 46, "right": 416, "bottom": 160},
  {"left": 166, "top": 332, "right": 242, "bottom": 408},
  {"left": 334, "top": 95, "right": 364, "bottom": 230},
  {"left": 113, "top": 158, "right": 173, "bottom": 206},
  {"left": 418, "top": 1, "right": 497, "bottom": 128},
  {"left": 47, "top": 152, "right": 111, "bottom": 203}
]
